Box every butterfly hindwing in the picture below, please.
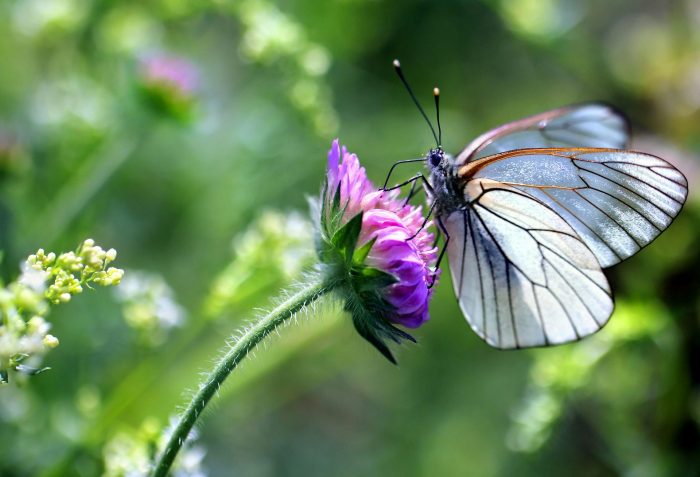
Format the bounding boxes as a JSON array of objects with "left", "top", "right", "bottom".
[
  {"left": 444, "top": 180, "right": 613, "bottom": 349},
  {"left": 456, "top": 103, "right": 630, "bottom": 165},
  {"left": 458, "top": 148, "right": 688, "bottom": 268}
]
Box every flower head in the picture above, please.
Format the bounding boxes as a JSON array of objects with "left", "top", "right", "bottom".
[
  {"left": 140, "top": 55, "right": 199, "bottom": 95},
  {"left": 318, "top": 140, "right": 438, "bottom": 362},
  {"left": 137, "top": 53, "right": 199, "bottom": 122}
]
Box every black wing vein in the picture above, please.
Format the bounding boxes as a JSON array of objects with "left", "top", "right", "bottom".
[{"left": 445, "top": 182, "right": 613, "bottom": 349}]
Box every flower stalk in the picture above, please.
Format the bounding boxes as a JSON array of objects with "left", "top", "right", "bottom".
[
  {"left": 151, "top": 274, "right": 334, "bottom": 477},
  {"left": 152, "top": 139, "right": 437, "bottom": 475}
]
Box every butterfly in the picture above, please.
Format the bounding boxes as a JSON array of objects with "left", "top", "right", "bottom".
[{"left": 385, "top": 60, "right": 688, "bottom": 349}]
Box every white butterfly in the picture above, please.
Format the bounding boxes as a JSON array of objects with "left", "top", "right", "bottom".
[
  {"left": 432, "top": 103, "right": 688, "bottom": 348},
  {"left": 385, "top": 69, "right": 688, "bottom": 349}
]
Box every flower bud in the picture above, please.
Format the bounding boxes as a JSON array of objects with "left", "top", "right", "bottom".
[{"left": 43, "top": 334, "right": 59, "bottom": 348}]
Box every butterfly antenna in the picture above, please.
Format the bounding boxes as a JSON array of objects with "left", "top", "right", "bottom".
[
  {"left": 393, "top": 59, "right": 439, "bottom": 146},
  {"left": 434, "top": 87, "right": 442, "bottom": 147}
]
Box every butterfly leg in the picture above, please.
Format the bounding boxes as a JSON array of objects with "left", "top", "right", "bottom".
[
  {"left": 402, "top": 179, "right": 419, "bottom": 206},
  {"left": 428, "top": 215, "right": 449, "bottom": 289},
  {"left": 381, "top": 173, "right": 434, "bottom": 194},
  {"left": 431, "top": 227, "right": 441, "bottom": 248},
  {"left": 380, "top": 158, "right": 425, "bottom": 191},
  {"left": 407, "top": 200, "right": 436, "bottom": 240}
]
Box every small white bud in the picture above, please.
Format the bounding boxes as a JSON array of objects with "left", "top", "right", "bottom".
[{"left": 43, "top": 334, "right": 60, "bottom": 348}]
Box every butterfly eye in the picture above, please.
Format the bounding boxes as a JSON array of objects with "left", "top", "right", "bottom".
[{"left": 429, "top": 150, "right": 443, "bottom": 167}]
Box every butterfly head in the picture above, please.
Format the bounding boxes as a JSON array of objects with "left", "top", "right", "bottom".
[{"left": 427, "top": 147, "right": 445, "bottom": 169}]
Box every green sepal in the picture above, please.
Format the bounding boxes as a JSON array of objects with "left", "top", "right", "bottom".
[
  {"left": 343, "top": 273, "right": 416, "bottom": 364},
  {"left": 319, "top": 182, "right": 329, "bottom": 232},
  {"left": 352, "top": 316, "right": 398, "bottom": 364},
  {"left": 331, "top": 211, "right": 363, "bottom": 263},
  {"left": 319, "top": 179, "right": 344, "bottom": 239},
  {"left": 352, "top": 236, "right": 376, "bottom": 265},
  {"left": 350, "top": 304, "right": 416, "bottom": 365},
  {"left": 352, "top": 267, "right": 397, "bottom": 292},
  {"left": 332, "top": 179, "right": 342, "bottom": 211}
]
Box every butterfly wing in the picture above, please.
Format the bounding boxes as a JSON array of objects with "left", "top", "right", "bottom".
[
  {"left": 458, "top": 148, "right": 688, "bottom": 268},
  {"left": 443, "top": 179, "right": 613, "bottom": 349},
  {"left": 455, "top": 103, "right": 630, "bottom": 165}
]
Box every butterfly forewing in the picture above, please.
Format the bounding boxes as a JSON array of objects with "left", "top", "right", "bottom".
[
  {"left": 458, "top": 148, "right": 688, "bottom": 268},
  {"left": 445, "top": 180, "right": 613, "bottom": 349},
  {"left": 420, "top": 99, "right": 687, "bottom": 349},
  {"left": 455, "top": 104, "right": 630, "bottom": 165}
]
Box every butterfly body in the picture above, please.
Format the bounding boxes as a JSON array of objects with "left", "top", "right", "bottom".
[
  {"left": 416, "top": 103, "right": 688, "bottom": 349},
  {"left": 426, "top": 148, "right": 465, "bottom": 215}
]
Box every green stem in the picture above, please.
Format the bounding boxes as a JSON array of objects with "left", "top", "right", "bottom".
[{"left": 151, "top": 274, "right": 334, "bottom": 477}]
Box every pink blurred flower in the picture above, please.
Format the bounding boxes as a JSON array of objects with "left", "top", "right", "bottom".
[
  {"left": 139, "top": 54, "right": 199, "bottom": 96},
  {"left": 137, "top": 53, "right": 199, "bottom": 121}
]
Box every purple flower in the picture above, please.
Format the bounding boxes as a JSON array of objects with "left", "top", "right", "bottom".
[{"left": 324, "top": 140, "right": 438, "bottom": 328}]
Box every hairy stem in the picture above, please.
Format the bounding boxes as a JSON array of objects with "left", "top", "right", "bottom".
[{"left": 151, "top": 275, "right": 334, "bottom": 477}]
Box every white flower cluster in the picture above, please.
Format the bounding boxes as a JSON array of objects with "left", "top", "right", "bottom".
[
  {"left": 102, "top": 417, "right": 207, "bottom": 477},
  {"left": 0, "top": 239, "right": 123, "bottom": 383},
  {"left": 113, "top": 270, "right": 185, "bottom": 346},
  {"left": 27, "top": 239, "right": 124, "bottom": 304}
]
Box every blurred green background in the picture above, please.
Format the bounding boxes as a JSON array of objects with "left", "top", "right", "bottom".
[{"left": 1, "top": 0, "right": 700, "bottom": 475}]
